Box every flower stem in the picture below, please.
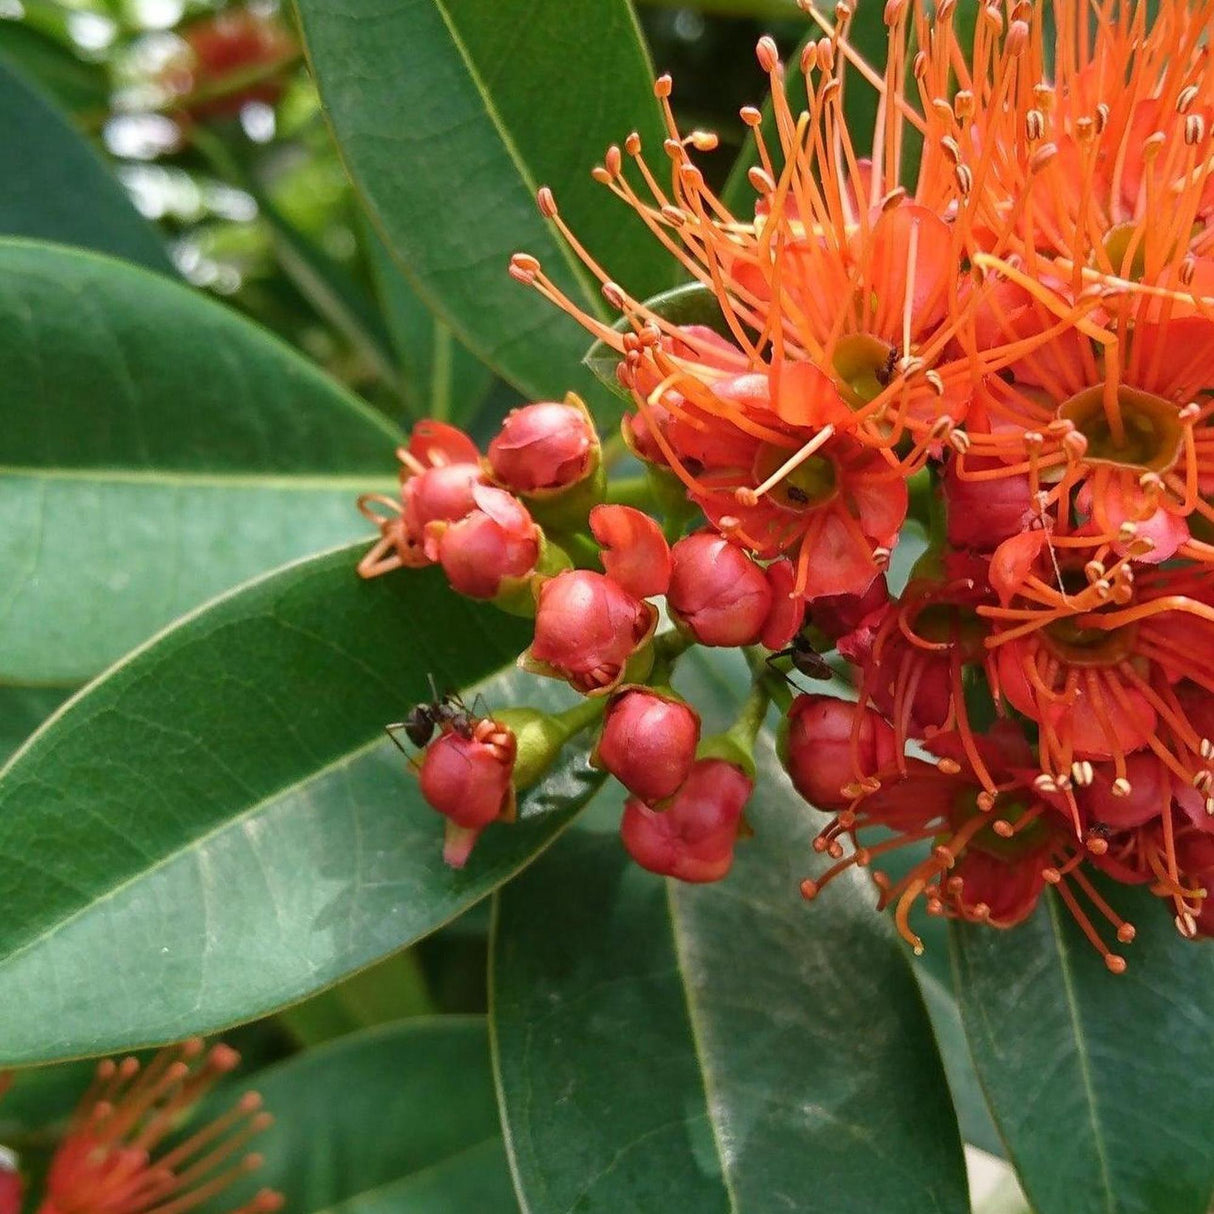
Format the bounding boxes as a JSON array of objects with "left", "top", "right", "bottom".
[
  {"left": 552, "top": 695, "right": 608, "bottom": 741},
  {"left": 743, "top": 646, "right": 794, "bottom": 713},
  {"left": 651, "top": 628, "right": 694, "bottom": 685},
  {"left": 605, "top": 476, "right": 657, "bottom": 510},
  {"left": 725, "top": 678, "right": 772, "bottom": 754}
]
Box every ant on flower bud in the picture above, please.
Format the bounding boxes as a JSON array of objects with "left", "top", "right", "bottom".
[
  {"left": 388, "top": 678, "right": 479, "bottom": 750},
  {"left": 767, "top": 632, "right": 834, "bottom": 682}
]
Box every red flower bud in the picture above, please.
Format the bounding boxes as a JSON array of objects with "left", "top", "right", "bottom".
[
  {"left": 0, "top": 1165, "right": 20, "bottom": 1214},
  {"left": 810, "top": 575, "right": 889, "bottom": 642},
  {"left": 595, "top": 689, "right": 700, "bottom": 802},
  {"left": 620, "top": 759, "right": 752, "bottom": 882},
  {"left": 404, "top": 419, "right": 480, "bottom": 470},
  {"left": 589, "top": 504, "right": 671, "bottom": 599},
  {"left": 358, "top": 424, "right": 484, "bottom": 581},
  {"left": 418, "top": 720, "right": 517, "bottom": 867},
  {"left": 489, "top": 400, "right": 598, "bottom": 493},
  {"left": 172, "top": 9, "right": 295, "bottom": 120},
  {"left": 525, "top": 570, "right": 657, "bottom": 694},
  {"left": 667, "top": 532, "right": 773, "bottom": 647},
  {"left": 943, "top": 455, "right": 1035, "bottom": 551},
  {"left": 783, "top": 694, "right": 899, "bottom": 810},
  {"left": 435, "top": 486, "right": 539, "bottom": 599},
  {"left": 760, "top": 558, "right": 805, "bottom": 650},
  {"left": 404, "top": 462, "right": 483, "bottom": 535}
]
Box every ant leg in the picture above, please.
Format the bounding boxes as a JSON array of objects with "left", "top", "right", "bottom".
[{"left": 384, "top": 724, "right": 413, "bottom": 756}]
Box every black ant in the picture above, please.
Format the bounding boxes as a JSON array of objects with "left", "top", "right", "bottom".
[
  {"left": 766, "top": 632, "right": 834, "bottom": 682},
  {"left": 386, "top": 678, "right": 479, "bottom": 753},
  {"left": 874, "top": 345, "right": 899, "bottom": 388}
]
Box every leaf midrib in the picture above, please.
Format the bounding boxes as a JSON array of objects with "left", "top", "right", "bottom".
[
  {"left": 1045, "top": 893, "right": 1117, "bottom": 1214},
  {"left": 427, "top": 0, "right": 606, "bottom": 322},
  {"left": 0, "top": 730, "right": 387, "bottom": 980},
  {"left": 665, "top": 879, "right": 742, "bottom": 1214}
]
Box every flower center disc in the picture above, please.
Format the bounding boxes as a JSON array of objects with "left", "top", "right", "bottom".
[
  {"left": 1043, "top": 612, "right": 1139, "bottom": 666},
  {"left": 832, "top": 333, "right": 896, "bottom": 407},
  {"left": 951, "top": 790, "right": 1047, "bottom": 859},
  {"left": 912, "top": 603, "right": 987, "bottom": 662},
  {"left": 1102, "top": 221, "right": 1197, "bottom": 281},
  {"left": 752, "top": 444, "right": 837, "bottom": 511},
  {"left": 1057, "top": 383, "right": 1184, "bottom": 473}
]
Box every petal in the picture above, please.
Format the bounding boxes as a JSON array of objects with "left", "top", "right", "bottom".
[
  {"left": 989, "top": 530, "right": 1049, "bottom": 605},
  {"left": 590, "top": 504, "right": 672, "bottom": 599},
  {"left": 847, "top": 450, "right": 909, "bottom": 543},
  {"left": 760, "top": 558, "right": 805, "bottom": 649},
  {"left": 801, "top": 506, "right": 881, "bottom": 600},
  {"left": 769, "top": 361, "right": 853, "bottom": 429},
  {"left": 407, "top": 419, "right": 480, "bottom": 468},
  {"left": 867, "top": 204, "right": 953, "bottom": 340}
]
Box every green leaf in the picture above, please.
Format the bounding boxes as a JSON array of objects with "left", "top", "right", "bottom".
[
  {"left": 916, "top": 967, "right": 1004, "bottom": 1159},
  {"left": 294, "top": 0, "right": 674, "bottom": 404},
  {"left": 215, "top": 1018, "right": 517, "bottom": 1212},
  {"left": 0, "top": 685, "right": 71, "bottom": 765},
  {"left": 492, "top": 711, "right": 970, "bottom": 1214},
  {"left": 0, "top": 239, "right": 400, "bottom": 684},
  {"left": 279, "top": 949, "right": 436, "bottom": 1046},
  {"left": 0, "top": 1056, "right": 96, "bottom": 1142},
  {"left": 0, "top": 549, "right": 602, "bottom": 1064},
  {"left": 363, "top": 222, "right": 494, "bottom": 425},
  {"left": 0, "top": 57, "right": 171, "bottom": 272},
  {"left": 583, "top": 281, "right": 724, "bottom": 397},
  {"left": 0, "top": 24, "right": 108, "bottom": 119},
  {"left": 950, "top": 883, "right": 1214, "bottom": 1214}
]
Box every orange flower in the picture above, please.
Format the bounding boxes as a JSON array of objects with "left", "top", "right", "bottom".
[
  {"left": 799, "top": 720, "right": 1139, "bottom": 971},
  {"left": 925, "top": 0, "right": 1214, "bottom": 293},
  {"left": 509, "top": 9, "right": 1075, "bottom": 597},
  {"left": 981, "top": 529, "right": 1214, "bottom": 800},
  {"left": 38, "top": 1040, "right": 281, "bottom": 1214}
]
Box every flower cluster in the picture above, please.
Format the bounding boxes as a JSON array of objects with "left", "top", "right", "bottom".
[
  {"left": 0, "top": 1039, "right": 281, "bottom": 1214},
  {"left": 361, "top": 0, "right": 1214, "bottom": 970},
  {"left": 160, "top": 8, "right": 296, "bottom": 125}
]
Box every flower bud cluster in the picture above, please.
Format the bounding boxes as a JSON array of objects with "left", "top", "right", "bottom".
[{"left": 358, "top": 0, "right": 1214, "bottom": 969}]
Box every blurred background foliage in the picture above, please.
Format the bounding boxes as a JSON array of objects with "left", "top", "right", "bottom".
[{"left": 0, "top": 0, "right": 813, "bottom": 431}]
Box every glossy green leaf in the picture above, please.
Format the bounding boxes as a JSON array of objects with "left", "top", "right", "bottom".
[
  {"left": 492, "top": 718, "right": 970, "bottom": 1214},
  {"left": 294, "top": 0, "right": 674, "bottom": 404},
  {"left": 0, "top": 58, "right": 171, "bottom": 272},
  {"left": 950, "top": 884, "right": 1214, "bottom": 1214},
  {"left": 364, "top": 223, "right": 494, "bottom": 425},
  {"left": 216, "top": 1018, "right": 517, "bottom": 1212},
  {"left": 915, "top": 968, "right": 1004, "bottom": 1159},
  {"left": 0, "top": 239, "right": 400, "bottom": 684},
  {"left": 279, "top": 949, "right": 436, "bottom": 1046},
  {"left": 0, "top": 685, "right": 71, "bottom": 765},
  {"left": 0, "top": 549, "right": 602, "bottom": 1064},
  {"left": 583, "top": 281, "right": 724, "bottom": 397}
]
